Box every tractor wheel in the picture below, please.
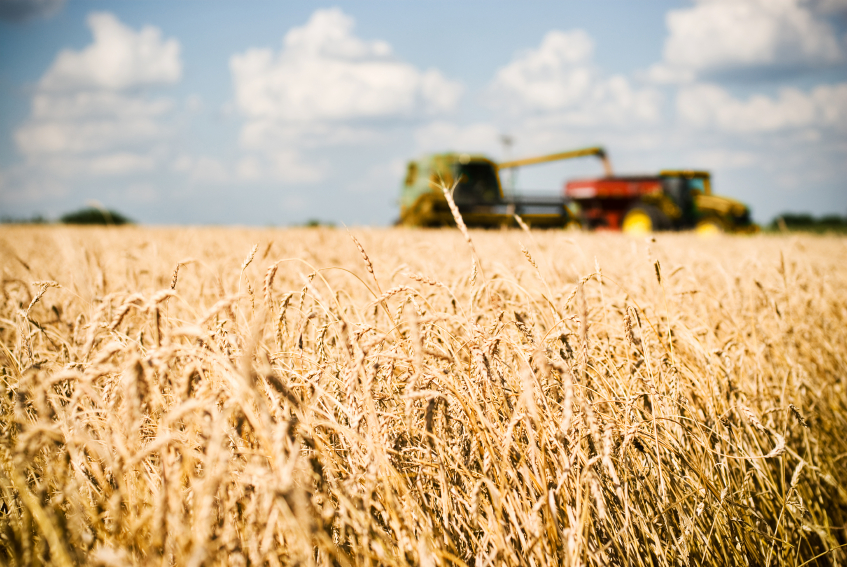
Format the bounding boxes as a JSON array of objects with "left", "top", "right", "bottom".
[
  {"left": 622, "top": 205, "right": 670, "bottom": 235},
  {"left": 695, "top": 217, "right": 725, "bottom": 236}
]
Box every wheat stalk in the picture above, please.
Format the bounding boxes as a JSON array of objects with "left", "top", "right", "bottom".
[{"left": 1, "top": 225, "right": 844, "bottom": 567}]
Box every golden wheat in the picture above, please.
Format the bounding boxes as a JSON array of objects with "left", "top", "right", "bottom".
[{"left": 1, "top": 224, "right": 846, "bottom": 566}]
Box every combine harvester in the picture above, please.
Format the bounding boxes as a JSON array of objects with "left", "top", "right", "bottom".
[
  {"left": 397, "top": 151, "right": 576, "bottom": 228},
  {"left": 398, "top": 147, "right": 756, "bottom": 234}
]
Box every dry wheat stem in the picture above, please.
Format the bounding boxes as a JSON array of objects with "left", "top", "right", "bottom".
[{"left": 0, "top": 226, "right": 844, "bottom": 567}]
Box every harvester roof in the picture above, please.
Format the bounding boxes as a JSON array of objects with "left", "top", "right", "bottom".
[{"left": 400, "top": 152, "right": 499, "bottom": 210}]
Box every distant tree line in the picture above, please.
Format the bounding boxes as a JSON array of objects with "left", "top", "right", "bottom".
[
  {"left": 59, "top": 207, "right": 131, "bottom": 225},
  {"left": 1, "top": 207, "right": 132, "bottom": 225},
  {"left": 2, "top": 207, "right": 846, "bottom": 232},
  {"left": 770, "top": 213, "right": 847, "bottom": 233},
  {"left": 0, "top": 214, "right": 48, "bottom": 224}
]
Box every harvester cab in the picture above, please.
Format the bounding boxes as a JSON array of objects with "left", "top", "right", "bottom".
[
  {"left": 398, "top": 153, "right": 500, "bottom": 227},
  {"left": 398, "top": 152, "right": 573, "bottom": 228}
]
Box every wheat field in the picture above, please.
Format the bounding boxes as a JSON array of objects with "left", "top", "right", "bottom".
[{"left": 1, "top": 223, "right": 846, "bottom": 566}]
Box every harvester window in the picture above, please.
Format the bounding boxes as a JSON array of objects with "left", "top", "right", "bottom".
[
  {"left": 662, "top": 176, "right": 694, "bottom": 216},
  {"left": 404, "top": 163, "right": 418, "bottom": 186},
  {"left": 688, "top": 177, "right": 705, "bottom": 193},
  {"left": 453, "top": 162, "right": 501, "bottom": 204}
]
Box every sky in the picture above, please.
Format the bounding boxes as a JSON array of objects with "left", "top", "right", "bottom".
[{"left": 0, "top": 0, "right": 845, "bottom": 226}]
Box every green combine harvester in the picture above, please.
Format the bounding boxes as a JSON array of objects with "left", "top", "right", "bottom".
[{"left": 397, "top": 149, "right": 605, "bottom": 228}]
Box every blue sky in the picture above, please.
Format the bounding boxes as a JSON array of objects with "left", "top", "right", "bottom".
[{"left": 1, "top": 0, "right": 845, "bottom": 225}]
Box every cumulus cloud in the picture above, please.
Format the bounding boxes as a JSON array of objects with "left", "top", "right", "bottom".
[
  {"left": 264, "top": 150, "right": 325, "bottom": 184},
  {"left": 685, "top": 149, "right": 757, "bottom": 169},
  {"left": 491, "top": 30, "right": 595, "bottom": 111},
  {"left": 16, "top": 92, "right": 173, "bottom": 157},
  {"left": 677, "top": 82, "right": 847, "bottom": 132},
  {"left": 489, "top": 29, "right": 662, "bottom": 125},
  {"left": 414, "top": 121, "right": 501, "bottom": 155},
  {"left": 15, "top": 114, "right": 170, "bottom": 156},
  {"left": 40, "top": 12, "right": 181, "bottom": 91},
  {"left": 13, "top": 12, "right": 182, "bottom": 178},
  {"left": 228, "top": 8, "right": 462, "bottom": 185},
  {"left": 651, "top": 0, "right": 844, "bottom": 81},
  {"left": 173, "top": 150, "right": 323, "bottom": 185},
  {"left": 230, "top": 8, "right": 462, "bottom": 122},
  {"left": 0, "top": 0, "right": 63, "bottom": 22},
  {"left": 172, "top": 155, "right": 230, "bottom": 184},
  {"left": 0, "top": 164, "right": 67, "bottom": 206},
  {"left": 11, "top": 152, "right": 158, "bottom": 179},
  {"left": 69, "top": 152, "right": 157, "bottom": 176},
  {"left": 29, "top": 91, "right": 173, "bottom": 120},
  {"left": 239, "top": 121, "right": 380, "bottom": 151}
]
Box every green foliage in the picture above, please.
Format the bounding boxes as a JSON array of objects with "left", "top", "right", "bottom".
[
  {"left": 60, "top": 207, "right": 132, "bottom": 225},
  {"left": 770, "top": 213, "right": 847, "bottom": 233},
  {"left": 303, "top": 218, "right": 336, "bottom": 228},
  {"left": 0, "top": 214, "right": 47, "bottom": 224}
]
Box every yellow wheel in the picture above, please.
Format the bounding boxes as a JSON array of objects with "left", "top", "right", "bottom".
[
  {"left": 695, "top": 218, "right": 724, "bottom": 236},
  {"left": 622, "top": 209, "right": 653, "bottom": 235}
]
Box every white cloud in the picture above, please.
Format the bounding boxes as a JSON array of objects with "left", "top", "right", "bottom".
[
  {"left": 563, "top": 75, "right": 663, "bottom": 126},
  {"left": 652, "top": 0, "right": 843, "bottom": 81},
  {"left": 230, "top": 8, "right": 462, "bottom": 123},
  {"left": 685, "top": 148, "right": 757, "bottom": 169},
  {"left": 489, "top": 29, "right": 662, "bottom": 125},
  {"left": 29, "top": 91, "right": 173, "bottom": 120},
  {"left": 239, "top": 121, "right": 380, "bottom": 151},
  {"left": 0, "top": 165, "right": 67, "bottom": 205},
  {"left": 82, "top": 152, "right": 157, "bottom": 175},
  {"left": 678, "top": 82, "right": 847, "bottom": 132},
  {"left": 347, "top": 158, "right": 407, "bottom": 195},
  {"left": 236, "top": 156, "right": 262, "bottom": 181},
  {"left": 184, "top": 94, "right": 204, "bottom": 113},
  {"left": 123, "top": 183, "right": 159, "bottom": 204},
  {"left": 23, "top": 152, "right": 157, "bottom": 177},
  {"left": 172, "top": 155, "right": 230, "bottom": 184},
  {"left": 232, "top": 151, "right": 324, "bottom": 184},
  {"left": 266, "top": 150, "right": 325, "bottom": 183},
  {"left": 228, "top": 8, "right": 461, "bottom": 186},
  {"left": 12, "top": 12, "right": 181, "bottom": 180},
  {"left": 491, "top": 30, "right": 595, "bottom": 111},
  {"left": 414, "top": 121, "right": 501, "bottom": 155},
  {"left": 40, "top": 12, "right": 181, "bottom": 91},
  {"left": 16, "top": 112, "right": 171, "bottom": 156}
]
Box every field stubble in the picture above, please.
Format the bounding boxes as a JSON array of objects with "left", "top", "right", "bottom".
[{"left": 0, "top": 225, "right": 846, "bottom": 566}]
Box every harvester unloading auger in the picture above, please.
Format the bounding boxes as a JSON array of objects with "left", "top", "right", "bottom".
[{"left": 397, "top": 146, "right": 756, "bottom": 233}]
